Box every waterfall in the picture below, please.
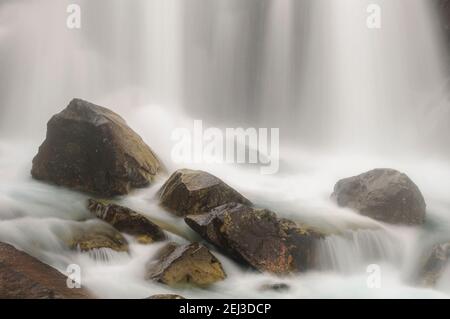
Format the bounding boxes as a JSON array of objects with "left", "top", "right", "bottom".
[{"left": 0, "top": 0, "right": 449, "bottom": 298}]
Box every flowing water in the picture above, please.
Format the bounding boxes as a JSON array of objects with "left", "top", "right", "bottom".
[{"left": 0, "top": 0, "right": 449, "bottom": 298}]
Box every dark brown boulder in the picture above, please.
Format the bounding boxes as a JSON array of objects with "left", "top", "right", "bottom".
[
  {"left": 331, "top": 169, "right": 426, "bottom": 225},
  {"left": 420, "top": 242, "right": 450, "bottom": 286},
  {"left": 31, "top": 98, "right": 163, "bottom": 196},
  {"left": 185, "top": 203, "right": 324, "bottom": 275},
  {"left": 158, "top": 169, "right": 251, "bottom": 216},
  {"left": 88, "top": 199, "right": 166, "bottom": 244},
  {"left": 146, "top": 242, "right": 226, "bottom": 287},
  {"left": 0, "top": 242, "right": 91, "bottom": 299}
]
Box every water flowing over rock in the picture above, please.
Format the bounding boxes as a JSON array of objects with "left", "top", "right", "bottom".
[
  {"left": 146, "top": 242, "right": 226, "bottom": 287},
  {"left": 420, "top": 242, "right": 450, "bottom": 286},
  {"left": 331, "top": 169, "right": 426, "bottom": 225},
  {"left": 185, "top": 203, "right": 324, "bottom": 275},
  {"left": 31, "top": 98, "right": 163, "bottom": 196},
  {"left": 68, "top": 224, "right": 129, "bottom": 253},
  {"left": 88, "top": 199, "right": 166, "bottom": 244},
  {"left": 147, "top": 294, "right": 186, "bottom": 299},
  {"left": 0, "top": 242, "right": 91, "bottom": 299},
  {"left": 260, "top": 282, "right": 290, "bottom": 292},
  {"left": 158, "top": 169, "right": 252, "bottom": 216}
]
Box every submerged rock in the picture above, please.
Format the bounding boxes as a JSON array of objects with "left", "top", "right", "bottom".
[
  {"left": 420, "top": 242, "right": 450, "bottom": 286},
  {"left": 260, "top": 282, "right": 290, "bottom": 292},
  {"left": 158, "top": 169, "right": 251, "bottom": 216},
  {"left": 146, "top": 242, "right": 226, "bottom": 287},
  {"left": 147, "top": 294, "right": 186, "bottom": 299},
  {"left": 68, "top": 224, "right": 129, "bottom": 253},
  {"left": 185, "top": 203, "right": 324, "bottom": 275},
  {"left": 331, "top": 169, "right": 426, "bottom": 225},
  {"left": 31, "top": 98, "right": 163, "bottom": 196},
  {"left": 88, "top": 199, "right": 166, "bottom": 244},
  {"left": 0, "top": 242, "right": 91, "bottom": 299}
]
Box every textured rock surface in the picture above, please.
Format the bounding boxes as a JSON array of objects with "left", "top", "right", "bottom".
[
  {"left": 0, "top": 242, "right": 91, "bottom": 299},
  {"left": 185, "top": 203, "right": 324, "bottom": 275},
  {"left": 146, "top": 242, "right": 226, "bottom": 287},
  {"left": 88, "top": 199, "right": 166, "bottom": 244},
  {"left": 158, "top": 169, "right": 251, "bottom": 216},
  {"left": 420, "top": 242, "right": 450, "bottom": 286},
  {"left": 332, "top": 169, "right": 426, "bottom": 225},
  {"left": 31, "top": 98, "right": 163, "bottom": 196},
  {"left": 68, "top": 224, "right": 129, "bottom": 253}
]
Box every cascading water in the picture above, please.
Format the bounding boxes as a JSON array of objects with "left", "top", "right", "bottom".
[{"left": 0, "top": 0, "right": 449, "bottom": 298}]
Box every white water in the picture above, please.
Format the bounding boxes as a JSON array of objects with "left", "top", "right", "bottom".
[{"left": 0, "top": 0, "right": 450, "bottom": 298}]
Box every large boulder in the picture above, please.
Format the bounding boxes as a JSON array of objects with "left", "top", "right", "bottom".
[
  {"left": 146, "top": 242, "right": 226, "bottom": 287},
  {"left": 88, "top": 199, "right": 166, "bottom": 244},
  {"left": 0, "top": 242, "right": 91, "bottom": 299},
  {"left": 158, "top": 169, "right": 251, "bottom": 216},
  {"left": 420, "top": 242, "right": 450, "bottom": 286},
  {"left": 185, "top": 203, "right": 324, "bottom": 275},
  {"left": 331, "top": 169, "right": 426, "bottom": 225},
  {"left": 31, "top": 98, "right": 163, "bottom": 196}
]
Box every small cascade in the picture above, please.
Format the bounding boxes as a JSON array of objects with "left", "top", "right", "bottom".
[
  {"left": 315, "top": 229, "right": 402, "bottom": 274},
  {"left": 77, "top": 247, "right": 130, "bottom": 264}
]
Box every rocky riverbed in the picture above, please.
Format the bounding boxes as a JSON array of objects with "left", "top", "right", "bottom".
[{"left": 1, "top": 99, "right": 449, "bottom": 299}]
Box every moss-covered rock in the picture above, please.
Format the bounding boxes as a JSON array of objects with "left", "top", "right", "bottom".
[
  {"left": 88, "top": 199, "right": 166, "bottom": 244},
  {"left": 146, "top": 242, "right": 226, "bottom": 287},
  {"left": 31, "top": 98, "right": 163, "bottom": 196},
  {"left": 158, "top": 169, "right": 251, "bottom": 216},
  {"left": 185, "top": 203, "right": 324, "bottom": 275},
  {"left": 332, "top": 169, "right": 426, "bottom": 225},
  {"left": 68, "top": 224, "right": 129, "bottom": 253}
]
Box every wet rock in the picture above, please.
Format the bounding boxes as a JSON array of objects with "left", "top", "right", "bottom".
[
  {"left": 31, "top": 98, "right": 163, "bottom": 196},
  {"left": 147, "top": 294, "right": 186, "bottom": 299},
  {"left": 331, "top": 169, "right": 426, "bottom": 225},
  {"left": 146, "top": 242, "right": 226, "bottom": 287},
  {"left": 260, "top": 282, "right": 290, "bottom": 292},
  {"left": 185, "top": 203, "right": 324, "bottom": 275},
  {"left": 0, "top": 242, "right": 91, "bottom": 299},
  {"left": 158, "top": 169, "right": 251, "bottom": 216},
  {"left": 420, "top": 242, "right": 450, "bottom": 286},
  {"left": 88, "top": 199, "right": 166, "bottom": 244},
  {"left": 68, "top": 224, "right": 129, "bottom": 253}
]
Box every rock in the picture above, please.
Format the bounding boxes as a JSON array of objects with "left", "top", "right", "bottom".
[
  {"left": 31, "top": 98, "right": 163, "bottom": 196},
  {"left": 331, "top": 169, "right": 426, "bottom": 225},
  {"left": 88, "top": 199, "right": 166, "bottom": 244},
  {"left": 260, "top": 282, "right": 290, "bottom": 292},
  {"left": 420, "top": 242, "right": 450, "bottom": 286},
  {"left": 68, "top": 224, "right": 129, "bottom": 253},
  {"left": 0, "top": 242, "right": 91, "bottom": 299},
  {"left": 146, "top": 242, "right": 226, "bottom": 287},
  {"left": 158, "top": 169, "right": 251, "bottom": 216},
  {"left": 147, "top": 294, "right": 186, "bottom": 299},
  {"left": 185, "top": 203, "right": 324, "bottom": 275}
]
